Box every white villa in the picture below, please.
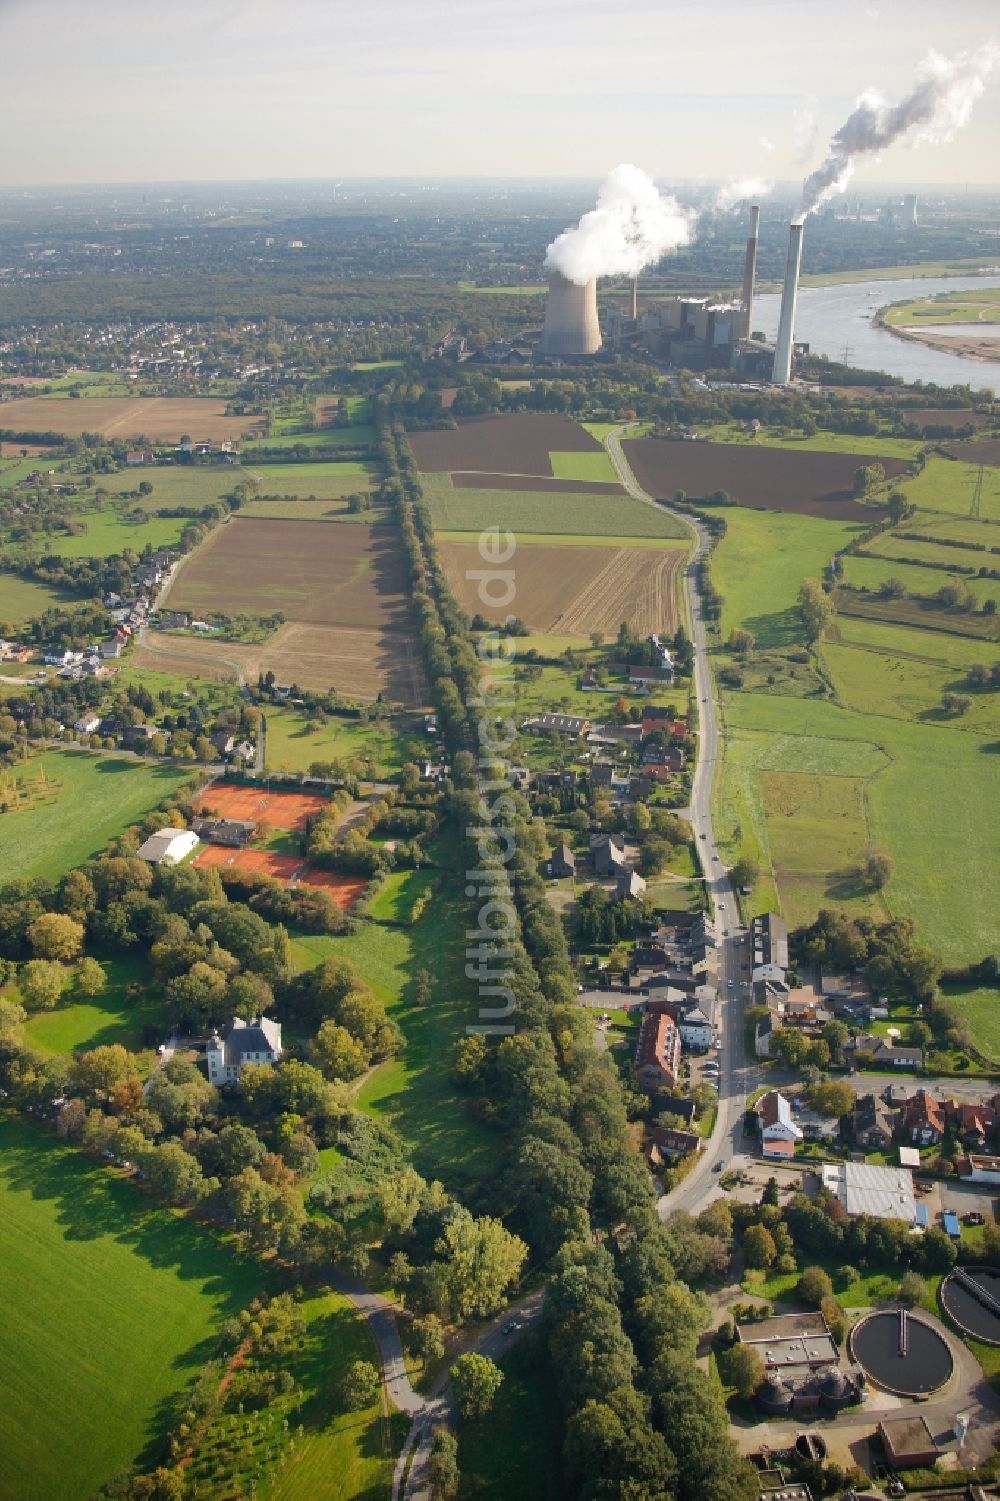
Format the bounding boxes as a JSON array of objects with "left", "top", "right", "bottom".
[{"left": 206, "top": 1016, "right": 283, "bottom": 1086}]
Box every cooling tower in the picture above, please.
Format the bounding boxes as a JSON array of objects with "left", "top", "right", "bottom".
[
  {"left": 540, "top": 272, "right": 602, "bottom": 357},
  {"left": 771, "top": 220, "right": 804, "bottom": 385},
  {"left": 739, "top": 204, "right": 760, "bottom": 341}
]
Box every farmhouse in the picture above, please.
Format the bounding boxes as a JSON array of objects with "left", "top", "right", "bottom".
[
  {"left": 549, "top": 843, "right": 576, "bottom": 878},
  {"left": 757, "top": 1091, "right": 803, "bottom": 1158},
  {"left": 820, "top": 1161, "right": 916, "bottom": 1223},
  {"left": 591, "top": 832, "right": 626, "bottom": 877},
  {"left": 634, "top": 1013, "right": 681, "bottom": 1092},
  {"left": 136, "top": 828, "right": 200, "bottom": 865},
  {"left": 628, "top": 664, "right": 674, "bottom": 687},
  {"left": 206, "top": 1016, "right": 282, "bottom": 1086}
]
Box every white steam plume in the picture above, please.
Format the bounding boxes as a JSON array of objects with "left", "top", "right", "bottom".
[
  {"left": 545, "top": 164, "right": 691, "bottom": 285},
  {"left": 799, "top": 45, "right": 997, "bottom": 219},
  {"left": 715, "top": 177, "right": 771, "bottom": 213}
]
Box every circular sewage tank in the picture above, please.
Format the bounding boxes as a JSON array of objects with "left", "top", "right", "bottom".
[
  {"left": 849, "top": 1309, "right": 954, "bottom": 1397},
  {"left": 941, "top": 1266, "right": 1000, "bottom": 1346}
]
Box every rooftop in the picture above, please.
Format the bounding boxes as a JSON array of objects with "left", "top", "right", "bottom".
[{"left": 821, "top": 1160, "right": 916, "bottom": 1222}]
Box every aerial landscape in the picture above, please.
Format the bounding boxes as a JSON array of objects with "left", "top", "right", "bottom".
[{"left": 3, "top": 3, "right": 1000, "bottom": 1499}]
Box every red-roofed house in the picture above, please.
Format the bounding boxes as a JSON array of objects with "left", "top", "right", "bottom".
[
  {"left": 635, "top": 1013, "right": 681, "bottom": 1093},
  {"left": 902, "top": 1090, "right": 945, "bottom": 1146}
]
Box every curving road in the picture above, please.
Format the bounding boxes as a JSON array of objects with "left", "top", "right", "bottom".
[{"left": 605, "top": 427, "right": 760, "bottom": 1219}]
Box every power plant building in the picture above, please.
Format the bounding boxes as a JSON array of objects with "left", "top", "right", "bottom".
[
  {"left": 539, "top": 272, "right": 602, "bottom": 357},
  {"left": 640, "top": 297, "right": 741, "bottom": 370}
]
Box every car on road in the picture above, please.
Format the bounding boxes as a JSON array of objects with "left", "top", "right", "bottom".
[
  {"left": 712, "top": 1160, "right": 724, "bottom": 1172},
  {"left": 502, "top": 1320, "right": 520, "bottom": 1335},
  {"left": 718, "top": 902, "right": 725, "bottom": 910}
]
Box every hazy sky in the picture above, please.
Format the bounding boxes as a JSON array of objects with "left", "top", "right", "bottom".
[{"left": 2, "top": 0, "right": 998, "bottom": 188}]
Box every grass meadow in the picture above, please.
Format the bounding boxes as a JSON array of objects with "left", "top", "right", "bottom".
[
  {"left": 0, "top": 572, "right": 73, "bottom": 626},
  {"left": 264, "top": 707, "right": 425, "bottom": 777},
  {"left": 41, "top": 508, "right": 191, "bottom": 559},
  {"left": 895, "top": 456, "right": 1000, "bottom": 521},
  {"left": 701, "top": 422, "right": 922, "bottom": 461},
  {"left": 0, "top": 751, "right": 192, "bottom": 885},
  {"left": 291, "top": 846, "right": 499, "bottom": 1192},
  {"left": 243, "top": 460, "right": 376, "bottom": 496},
  {"left": 549, "top": 449, "right": 621, "bottom": 484},
  {"left": 367, "top": 868, "right": 438, "bottom": 925},
  {"left": 940, "top": 983, "right": 1000, "bottom": 1063},
  {"left": 840, "top": 551, "right": 1000, "bottom": 608},
  {"left": 420, "top": 472, "right": 688, "bottom": 539},
  {"left": 0, "top": 1117, "right": 266, "bottom": 1501},
  {"left": 456, "top": 1339, "right": 563, "bottom": 1500},
  {"left": 19, "top": 954, "right": 165, "bottom": 1058}
]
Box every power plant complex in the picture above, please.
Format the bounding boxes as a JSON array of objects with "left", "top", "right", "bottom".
[{"left": 535, "top": 203, "right": 807, "bottom": 385}]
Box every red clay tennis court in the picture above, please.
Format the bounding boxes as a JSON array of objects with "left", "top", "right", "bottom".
[
  {"left": 193, "top": 782, "right": 331, "bottom": 832},
  {"left": 192, "top": 843, "right": 366, "bottom": 909}
]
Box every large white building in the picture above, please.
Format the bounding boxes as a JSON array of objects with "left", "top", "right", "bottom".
[
  {"left": 136, "top": 827, "right": 200, "bottom": 865},
  {"left": 206, "top": 1016, "right": 283, "bottom": 1087},
  {"left": 821, "top": 1161, "right": 916, "bottom": 1224}
]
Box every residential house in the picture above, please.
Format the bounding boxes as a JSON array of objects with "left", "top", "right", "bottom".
[
  {"left": 126, "top": 449, "right": 154, "bottom": 465},
  {"left": 959, "top": 1153, "right": 1000, "bottom": 1185},
  {"left": 590, "top": 759, "right": 615, "bottom": 789},
  {"left": 655, "top": 1093, "right": 697, "bottom": 1127},
  {"left": 135, "top": 828, "right": 199, "bottom": 865},
  {"left": 649, "top": 1126, "right": 701, "bottom": 1161},
  {"left": 100, "top": 635, "right": 125, "bottom": 660},
  {"left": 549, "top": 843, "right": 576, "bottom": 879},
  {"left": 627, "top": 774, "right": 654, "bottom": 802},
  {"left": 629, "top": 664, "right": 674, "bottom": 687},
  {"left": 755, "top": 1013, "right": 775, "bottom": 1058},
  {"left": 641, "top": 706, "right": 673, "bottom": 736},
  {"left": 206, "top": 1016, "right": 283, "bottom": 1086},
  {"left": 853, "top": 1093, "right": 896, "bottom": 1150},
  {"left": 797, "top": 1107, "right": 842, "bottom": 1143},
  {"left": 122, "top": 724, "right": 158, "bottom": 751},
  {"left": 855, "top": 1035, "right": 924, "bottom": 1070},
  {"left": 633, "top": 941, "right": 670, "bottom": 969},
  {"left": 673, "top": 990, "right": 717, "bottom": 1051},
  {"left": 591, "top": 832, "right": 626, "bottom": 878},
  {"left": 901, "top": 1090, "right": 945, "bottom": 1146},
  {"left": 73, "top": 713, "right": 101, "bottom": 736},
  {"left": 210, "top": 730, "right": 236, "bottom": 758},
  {"left": 634, "top": 1013, "right": 682, "bottom": 1092},
  {"left": 616, "top": 868, "right": 647, "bottom": 900},
  {"left": 750, "top": 912, "right": 789, "bottom": 979},
  {"left": 945, "top": 1100, "right": 995, "bottom": 1150},
  {"left": 757, "top": 1091, "right": 803, "bottom": 1159}
]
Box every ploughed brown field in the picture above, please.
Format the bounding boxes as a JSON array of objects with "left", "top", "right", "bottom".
[
  {"left": 944, "top": 439, "right": 1000, "bottom": 468},
  {"left": 452, "top": 471, "right": 625, "bottom": 495},
  {"left": 904, "top": 407, "right": 993, "bottom": 431},
  {"left": 150, "top": 518, "right": 427, "bottom": 704},
  {"left": 0, "top": 396, "right": 265, "bottom": 443},
  {"left": 409, "top": 413, "right": 601, "bottom": 475},
  {"left": 437, "top": 539, "right": 681, "bottom": 637},
  {"left": 624, "top": 438, "right": 907, "bottom": 518}
]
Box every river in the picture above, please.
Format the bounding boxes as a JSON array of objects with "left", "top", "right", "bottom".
[{"left": 752, "top": 273, "right": 1000, "bottom": 392}]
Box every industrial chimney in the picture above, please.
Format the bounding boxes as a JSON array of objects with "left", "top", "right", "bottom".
[
  {"left": 540, "top": 272, "right": 602, "bottom": 357},
  {"left": 771, "top": 220, "right": 804, "bottom": 385},
  {"left": 628, "top": 276, "right": 638, "bottom": 322},
  {"left": 739, "top": 204, "right": 760, "bottom": 341}
]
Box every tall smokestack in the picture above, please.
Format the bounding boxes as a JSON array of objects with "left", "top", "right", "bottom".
[
  {"left": 771, "top": 221, "right": 804, "bottom": 385},
  {"left": 628, "top": 276, "right": 638, "bottom": 321},
  {"left": 739, "top": 204, "right": 760, "bottom": 341},
  {"left": 540, "top": 272, "right": 602, "bottom": 357}
]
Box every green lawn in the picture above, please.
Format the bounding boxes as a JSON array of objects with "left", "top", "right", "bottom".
[
  {"left": 291, "top": 851, "right": 500, "bottom": 1193},
  {"left": 420, "top": 472, "right": 689, "bottom": 539},
  {"left": 457, "top": 1338, "right": 563, "bottom": 1500},
  {"left": 242, "top": 460, "right": 376, "bottom": 496},
  {"left": 20, "top": 954, "right": 166, "bottom": 1057},
  {"left": 0, "top": 572, "right": 73, "bottom": 627},
  {"left": 895, "top": 456, "right": 1000, "bottom": 521},
  {"left": 0, "top": 1117, "right": 267, "bottom": 1501},
  {"left": 712, "top": 509, "right": 865, "bottom": 646},
  {"left": 840, "top": 550, "right": 1000, "bottom": 608},
  {"left": 0, "top": 751, "right": 193, "bottom": 884},
  {"left": 549, "top": 449, "right": 620, "bottom": 484},
  {"left": 368, "top": 869, "right": 438, "bottom": 924},
  {"left": 264, "top": 708, "right": 425, "bottom": 777}
]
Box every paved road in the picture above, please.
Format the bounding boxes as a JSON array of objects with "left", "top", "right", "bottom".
[{"left": 606, "top": 427, "right": 761, "bottom": 1218}]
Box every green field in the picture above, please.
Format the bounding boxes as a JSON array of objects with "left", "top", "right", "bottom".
[
  {"left": 941, "top": 984, "right": 1000, "bottom": 1063},
  {"left": 19, "top": 955, "right": 165, "bottom": 1057},
  {"left": 549, "top": 449, "right": 620, "bottom": 484},
  {"left": 884, "top": 286, "right": 1000, "bottom": 326},
  {"left": 264, "top": 708, "right": 425, "bottom": 777},
  {"left": 799, "top": 258, "right": 1000, "bottom": 286},
  {"left": 98, "top": 465, "right": 249, "bottom": 505},
  {"left": 0, "top": 751, "right": 192, "bottom": 884},
  {"left": 457, "top": 1340, "right": 563, "bottom": 1500},
  {"left": 895, "top": 457, "right": 1000, "bottom": 521},
  {"left": 0, "top": 572, "right": 73, "bottom": 627},
  {"left": 717, "top": 690, "right": 1000, "bottom": 967},
  {"left": 703, "top": 422, "right": 921, "bottom": 461},
  {"left": 291, "top": 851, "right": 500, "bottom": 1192},
  {"left": 367, "top": 868, "right": 438, "bottom": 924},
  {"left": 712, "top": 509, "right": 865, "bottom": 646},
  {"left": 238, "top": 499, "right": 382, "bottom": 523},
  {"left": 840, "top": 551, "right": 1000, "bottom": 608},
  {"left": 421, "top": 472, "right": 688, "bottom": 539},
  {"left": 39, "top": 508, "right": 190, "bottom": 559},
  {"left": 0, "top": 1117, "right": 267, "bottom": 1501},
  {"left": 242, "top": 460, "right": 376, "bottom": 497},
  {"left": 244, "top": 426, "right": 375, "bottom": 453}
]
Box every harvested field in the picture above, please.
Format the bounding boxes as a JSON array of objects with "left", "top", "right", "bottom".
[
  {"left": 158, "top": 518, "right": 427, "bottom": 704},
  {"left": 944, "top": 439, "right": 1000, "bottom": 468},
  {"left": 0, "top": 397, "right": 265, "bottom": 443},
  {"left": 624, "top": 438, "right": 907, "bottom": 517},
  {"left": 410, "top": 414, "right": 599, "bottom": 474},
  {"left": 193, "top": 782, "right": 330, "bottom": 831},
  {"left": 453, "top": 471, "right": 625, "bottom": 495},
  {"left": 437, "top": 539, "right": 681, "bottom": 637}
]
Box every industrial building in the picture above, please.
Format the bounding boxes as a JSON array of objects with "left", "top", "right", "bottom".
[{"left": 820, "top": 1160, "right": 916, "bottom": 1223}]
